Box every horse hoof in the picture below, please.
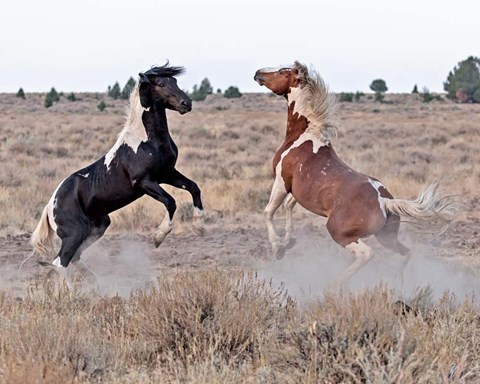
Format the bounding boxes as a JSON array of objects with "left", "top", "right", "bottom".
[
  {"left": 285, "top": 237, "right": 297, "bottom": 249},
  {"left": 274, "top": 246, "right": 286, "bottom": 260},
  {"left": 154, "top": 236, "right": 165, "bottom": 248}
]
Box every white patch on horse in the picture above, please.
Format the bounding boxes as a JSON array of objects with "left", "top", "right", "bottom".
[
  {"left": 78, "top": 172, "right": 89, "bottom": 178},
  {"left": 278, "top": 131, "right": 327, "bottom": 183},
  {"left": 346, "top": 239, "right": 371, "bottom": 257},
  {"left": 257, "top": 66, "right": 286, "bottom": 74},
  {"left": 105, "top": 86, "right": 148, "bottom": 170},
  {"left": 369, "top": 178, "right": 387, "bottom": 217},
  {"left": 46, "top": 178, "right": 66, "bottom": 233}
]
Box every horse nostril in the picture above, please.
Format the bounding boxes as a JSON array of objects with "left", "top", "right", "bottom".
[{"left": 181, "top": 100, "right": 192, "bottom": 110}]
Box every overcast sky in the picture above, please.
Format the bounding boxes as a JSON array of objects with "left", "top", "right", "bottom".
[{"left": 1, "top": 0, "right": 478, "bottom": 93}]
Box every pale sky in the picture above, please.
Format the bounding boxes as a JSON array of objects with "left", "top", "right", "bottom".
[{"left": 1, "top": 0, "right": 478, "bottom": 94}]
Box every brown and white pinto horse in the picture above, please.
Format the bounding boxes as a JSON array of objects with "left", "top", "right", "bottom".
[{"left": 254, "top": 62, "right": 456, "bottom": 284}]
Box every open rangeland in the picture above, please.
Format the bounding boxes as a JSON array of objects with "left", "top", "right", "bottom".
[{"left": 0, "top": 90, "right": 479, "bottom": 382}]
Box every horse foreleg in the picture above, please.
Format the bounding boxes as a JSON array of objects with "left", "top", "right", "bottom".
[
  {"left": 164, "top": 169, "right": 205, "bottom": 236},
  {"left": 284, "top": 194, "right": 297, "bottom": 249},
  {"left": 139, "top": 177, "right": 176, "bottom": 247},
  {"left": 264, "top": 179, "right": 288, "bottom": 259}
]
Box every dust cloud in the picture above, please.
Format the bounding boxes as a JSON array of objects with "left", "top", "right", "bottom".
[
  {"left": 82, "top": 237, "right": 158, "bottom": 297},
  {"left": 255, "top": 228, "right": 480, "bottom": 304}
]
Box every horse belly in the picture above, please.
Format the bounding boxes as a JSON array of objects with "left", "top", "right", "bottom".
[{"left": 291, "top": 176, "right": 333, "bottom": 217}]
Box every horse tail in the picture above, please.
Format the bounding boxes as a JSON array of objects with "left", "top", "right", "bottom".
[
  {"left": 383, "top": 182, "right": 457, "bottom": 234},
  {"left": 30, "top": 205, "right": 55, "bottom": 259}
]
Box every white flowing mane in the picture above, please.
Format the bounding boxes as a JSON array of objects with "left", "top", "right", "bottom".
[
  {"left": 290, "top": 61, "right": 337, "bottom": 140},
  {"left": 104, "top": 85, "right": 147, "bottom": 169}
]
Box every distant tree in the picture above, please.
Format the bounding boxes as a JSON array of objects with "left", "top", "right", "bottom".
[
  {"left": 224, "top": 86, "right": 242, "bottom": 98},
  {"left": 67, "top": 92, "right": 76, "bottom": 101},
  {"left": 97, "top": 100, "right": 107, "bottom": 111},
  {"left": 412, "top": 84, "right": 419, "bottom": 94},
  {"left": 444, "top": 56, "right": 480, "bottom": 103},
  {"left": 44, "top": 87, "right": 60, "bottom": 108},
  {"left": 108, "top": 82, "right": 121, "bottom": 100},
  {"left": 121, "top": 77, "right": 136, "bottom": 99},
  {"left": 16, "top": 87, "right": 25, "bottom": 99},
  {"left": 217, "top": 88, "right": 222, "bottom": 93},
  {"left": 190, "top": 78, "right": 213, "bottom": 101},
  {"left": 370, "top": 79, "right": 388, "bottom": 102},
  {"left": 354, "top": 91, "right": 364, "bottom": 102}
]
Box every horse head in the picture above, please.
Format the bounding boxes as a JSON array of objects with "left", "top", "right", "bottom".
[
  {"left": 138, "top": 63, "right": 192, "bottom": 114},
  {"left": 254, "top": 62, "right": 309, "bottom": 95}
]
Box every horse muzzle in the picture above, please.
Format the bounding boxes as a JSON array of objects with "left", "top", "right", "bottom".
[
  {"left": 254, "top": 71, "right": 266, "bottom": 86},
  {"left": 178, "top": 99, "right": 192, "bottom": 114}
]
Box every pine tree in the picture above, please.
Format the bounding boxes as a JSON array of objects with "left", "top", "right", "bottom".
[
  {"left": 16, "top": 87, "right": 25, "bottom": 99},
  {"left": 44, "top": 87, "right": 60, "bottom": 108},
  {"left": 121, "top": 77, "right": 136, "bottom": 99},
  {"left": 444, "top": 56, "right": 480, "bottom": 102},
  {"left": 108, "top": 82, "right": 121, "bottom": 99},
  {"left": 190, "top": 78, "right": 213, "bottom": 101}
]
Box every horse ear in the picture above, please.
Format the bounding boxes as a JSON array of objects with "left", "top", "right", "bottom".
[{"left": 138, "top": 73, "right": 153, "bottom": 108}]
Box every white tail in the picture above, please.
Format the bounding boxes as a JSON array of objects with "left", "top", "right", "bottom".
[
  {"left": 30, "top": 205, "right": 55, "bottom": 259},
  {"left": 384, "top": 182, "right": 457, "bottom": 234}
]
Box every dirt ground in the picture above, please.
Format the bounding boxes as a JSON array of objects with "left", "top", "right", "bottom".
[{"left": 3, "top": 208, "right": 479, "bottom": 301}]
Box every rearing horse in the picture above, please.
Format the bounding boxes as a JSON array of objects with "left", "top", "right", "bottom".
[
  {"left": 31, "top": 63, "right": 204, "bottom": 277},
  {"left": 254, "top": 62, "right": 456, "bottom": 284}
]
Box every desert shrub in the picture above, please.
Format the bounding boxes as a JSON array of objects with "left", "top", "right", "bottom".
[
  {"left": 339, "top": 92, "right": 354, "bottom": 102},
  {"left": 354, "top": 91, "right": 364, "bottom": 102},
  {"left": 412, "top": 84, "right": 419, "bottom": 94},
  {"left": 128, "top": 270, "right": 288, "bottom": 365},
  {"left": 421, "top": 87, "right": 434, "bottom": 103},
  {"left": 44, "top": 87, "right": 60, "bottom": 108},
  {"left": 66, "top": 92, "right": 76, "bottom": 101},
  {"left": 444, "top": 56, "right": 480, "bottom": 102},
  {"left": 224, "top": 86, "right": 242, "bottom": 99},
  {"left": 97, "top": 100, "right": 107, "bottom": 111},
  {"left": 16, "top": 87, "right": 25, "bottom": 99}
]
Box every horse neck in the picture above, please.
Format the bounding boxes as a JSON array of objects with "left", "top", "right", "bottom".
[
  {"left": 142, "top": 104, "right": 170, "bottom": 140},
  {"left": 283, "top": 95, "right": 310, "bottom": 143}
]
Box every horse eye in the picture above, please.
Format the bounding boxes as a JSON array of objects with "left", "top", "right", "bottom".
[{"left": 159, "top": 83, "right": 165, "bottom": 87}]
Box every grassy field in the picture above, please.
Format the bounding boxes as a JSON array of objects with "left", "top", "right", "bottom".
[{"left": 0, "top": 90, "right": 479, "bottom": 382}]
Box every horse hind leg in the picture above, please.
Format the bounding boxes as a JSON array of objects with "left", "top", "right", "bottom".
[
  {"left": 70, "top": 216, "right": 111, "bottom": 290},
  {"left": 337, "top": 239, "right": 374, "bottom": 288},
  {"left": 374, "top": 215, "right": 411, "bottom": 277}
]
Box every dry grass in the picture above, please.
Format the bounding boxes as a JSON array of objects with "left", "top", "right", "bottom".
[
  {"left": 1, "top": 270, "right": 480, "bottom": 383},
  {"left": 1, "top": 91, "right": 480, "bottom": 382}
]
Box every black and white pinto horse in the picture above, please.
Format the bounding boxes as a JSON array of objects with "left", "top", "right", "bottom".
[{"left": 30, "top": 64, "right": 204, "bottom": 280}]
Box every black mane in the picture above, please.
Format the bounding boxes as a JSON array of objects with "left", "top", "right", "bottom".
[{"left": 142, "top": 62, "right": 185, "bottom": 78}]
